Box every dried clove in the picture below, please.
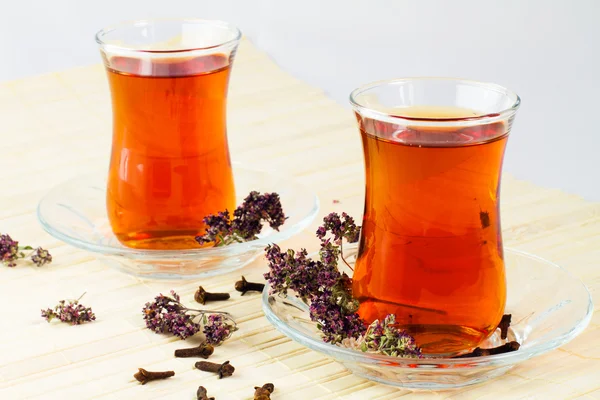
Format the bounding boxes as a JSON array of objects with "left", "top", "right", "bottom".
[
  {"left": 234, "top": 276, "right": 265, "bottom": 295},
  {"left": 197, "top": 385, "right": 215, "bottom": 400},
  {"left": 455, "top": 341, "right": 520, "bottom": 358},
  {"left": 254, "top": 383, "right": 275, "bottom": 400},
  {"left": 174, "top": 342, "right": 214, "bottom": 358},
  {"left": 133, "top": 368, "right": 175, "bottom": 385},
  {"left": 195, "top": 360, "right": 235, "bottom": 379},
  {"left": 195, "top": 286, "right": 230, "bottom": 305},
  {"left": 498, "top": 314, "right": 512, "bottom": 340}
]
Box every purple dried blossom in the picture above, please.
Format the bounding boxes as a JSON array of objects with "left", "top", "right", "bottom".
[
  {"left": 309, "top": 291, "right": 365, "bottom": 344},
  {"left": 319, "top": 239, "right": 341, "bottom": 269},
  {"left": 142, "top": 290, "right": 200, "bottom": 339},
  {"left": 31, "top": 247, "right": 52, "bottom": 267},
  {"left": 1, "top": 233, "right": 52, "bottom": 268},
  {"left": 264, "top": 244, "right": 340, "bottom": 301},
  {"left": 196, "top": 191, "right": 286, "bottom": 246},
  {"left": 41, "top": 294, "right": 96, "bottom": 325},
  {"left": 360, "top": 314, "right": 422, "bottom": 358},
  {"left": 195, "top": 211, "right": 234, "bottom": 245},
  {"left": 202, "top": 314, "right": 237, "bottom": 345},
  {"left": 233, "top": 191, "right": 286, "bottom": 237},
  {"left": 316, "top": 212, "right": 361, "bottom": 244},
  {"left": 142, "top": 290, "right": 235, "bottom": 341},
  {"left": 265, "top": 211, "right": 421, "bottom": 356},
  {"left": 0, "top": 233, "right": 20, "bottom": 267}
]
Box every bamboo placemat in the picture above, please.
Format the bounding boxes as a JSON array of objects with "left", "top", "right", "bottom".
[{"left": 0, "top": 39, "right": 598, "bottom": 399}]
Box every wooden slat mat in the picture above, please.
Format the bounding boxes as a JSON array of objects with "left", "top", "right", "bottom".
[{"left": 0, "top": 39, "right": 598, "bottom": 399}]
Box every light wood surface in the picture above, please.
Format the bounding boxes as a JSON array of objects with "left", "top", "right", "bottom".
[{"left": 0, "top": 39, "right": 598, "bottom": 399}]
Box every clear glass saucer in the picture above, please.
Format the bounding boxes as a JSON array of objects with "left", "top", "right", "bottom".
[
  {"left": 262, "top": 243, "right": 593, "bottom": 389},
  {"left": 37, "top": 165, "right": 319, "bottom": 279}
]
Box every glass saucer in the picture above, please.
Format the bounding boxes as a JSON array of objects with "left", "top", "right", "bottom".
[
  {"left": 262, "top": 244, "right": 593, "bottom": 389},
  {"left": 37, "top": 165, "right": 319, "bottom": 279}
]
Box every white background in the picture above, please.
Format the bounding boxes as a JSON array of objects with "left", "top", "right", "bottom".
[{"left": 1, "top": 0, "right": 598, "bottom": 200}]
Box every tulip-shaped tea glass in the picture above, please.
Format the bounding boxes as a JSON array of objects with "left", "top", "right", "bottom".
[
  {"left": 96, "top": 19, "right": 241, "bottom": 250},
  {"left": 350, "top": 78, "right": 520, "bottom": 355}
]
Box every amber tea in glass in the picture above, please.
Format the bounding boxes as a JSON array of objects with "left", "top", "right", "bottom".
[
  {"left": 350, "top": 79, "right": 520, "bottom": 355},
  {"left": 96, "top": 20, "right": 240, "bottom": 249}
]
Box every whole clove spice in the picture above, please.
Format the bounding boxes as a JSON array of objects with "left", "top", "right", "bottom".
[
  {"left": 235, "top": 276, "right": 265, "bottom": 295},
  {"left": 174, "top": 342, "right": 214, "bottom": 358},
  {"left": 133, "top": 368, "right": 175, "bottom": 385},
  {"left": 498, "top": 314, "right": 512, "bottom": 340},
  {"left": 195, "top": 286, "right": 230, "bottom": 305},
  {"left": 455, "top": 341, "right": 520, "bottom": 358},
  {"left": 197, "top": 385, "right": 215, "bottom": 400},
  {"left": 254, "top": 383, "right": 275, "bottom": 400},
  {"left": 195, "top": 360, "right": 235, "bottom": 379}
]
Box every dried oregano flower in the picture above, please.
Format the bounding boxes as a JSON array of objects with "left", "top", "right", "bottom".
[
  {"left": 196, "top": 191, "right": 286, "bottom": 246},
  {"left": 41, "top": 294, "right": 96, "bottom": 325},
  {"left": 142, "top": 290, "right": 237, "bottom": 343},
  {"left": 31, "top": 247, "right": 52, "bottom": 266},
  {"left": 265, "top": 212, "right": 421, "bottom": 357},
  {"left": 1, "top": 233, "right": 52, "bottom": 267},
  {"left": 265, "top": 212, "right": 366, "bottom": 344},
  {"left": 0, "top": 234, "right": 20, "bottom": 267},
  {"left": 202, "top": 314, "right": 236, "bottom": 345},
  {"left": 359, "top": 315, "right": 421, "bottom": 357}
]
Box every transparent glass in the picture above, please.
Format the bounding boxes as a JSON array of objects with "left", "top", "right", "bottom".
[
  {"left": 263, "top": 244, "right": 593, "bottom": 389},
  {"left": 350, "top": 78, "right": 521, "bottom": 355},
  {"left": 37, "top": 165, "right": 319, "bottom": 279},
  {"left": 96, "top": 19, "right": 241, "bottom": 250}
]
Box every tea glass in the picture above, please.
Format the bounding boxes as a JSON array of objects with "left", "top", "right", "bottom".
[
  {"left": 96, "top": 19, "right": 241, "bottom": 250},
  {"left": 350, "top": 78, "right": 520, "bottom": 355}
]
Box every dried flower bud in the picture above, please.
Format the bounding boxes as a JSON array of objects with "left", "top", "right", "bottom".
[
  {"left": 203, "top": 314, "right": 237, "bottom": 345},
  {"left": 359, "top": 314, "right": 421, "bottom": 358},
  {"left": 31, "top": 247, "right": 52, "bottom": 267},
  {"left": 142, "top": 290, "right": 236, "bottom": 343},
  {"left": 316, "top": 212, "right": 360, "bottom": 244},
  {"left": 1, "top": 233, "right": 52, "bottom": 268},
  {"left": 0, "top": 233, "right": 20, "bottom": 267},
  {"left": 41, "top": 295, "right": 96, "bottom": 325},
  {"left": 142, "top": 290, "right": 200, "bottom": 339},
  {"left": 196, "top": 191, "right": 286, "bottom": 246}
]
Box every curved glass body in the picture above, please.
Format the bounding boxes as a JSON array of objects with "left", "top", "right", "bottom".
[
  {"left": 97, "top": 19, "right": 240, "bottom": 249},
  {"left": 350, "top": 78, "right": 520, "bottom": 355}
]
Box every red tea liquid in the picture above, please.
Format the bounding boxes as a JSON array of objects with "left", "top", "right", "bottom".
[
  {"left": 352, "top": 107, "right": 508, "bottom": 355},
  {"left": 105, "top": 54, "right": 235, "bottom": 249}
]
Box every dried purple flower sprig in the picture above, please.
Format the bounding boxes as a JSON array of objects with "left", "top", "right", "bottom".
[
  {"left": 0, "top": 233, "right": 52, "bottom": 267},
  {"left": 265, "top": 212, "right": 422, "bottom": 357},
  {"left": 202, "top": 314, "right": 236, "bottom": 345},
  {"left": 265, "top": 212, "right": 365, "bottom": 344},
  {"left": 196, "top": 191, "right": 286, "bottom": 247},
  {"left": 41, "top": 293, "right": 96, "bottom": 325},
  {"left": 358, "top": 315, "right": 421, "bottom": 357},
  {"left": 142, "top": 290, "right": 237, "bottom": 344}
]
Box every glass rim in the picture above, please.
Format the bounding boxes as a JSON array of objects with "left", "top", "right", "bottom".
[
  {"left": 349, "top": 77, "right": 521, "bottom": 125},
  {"left": 95, "top": 18, "right": 242, "bottom": 54}
]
